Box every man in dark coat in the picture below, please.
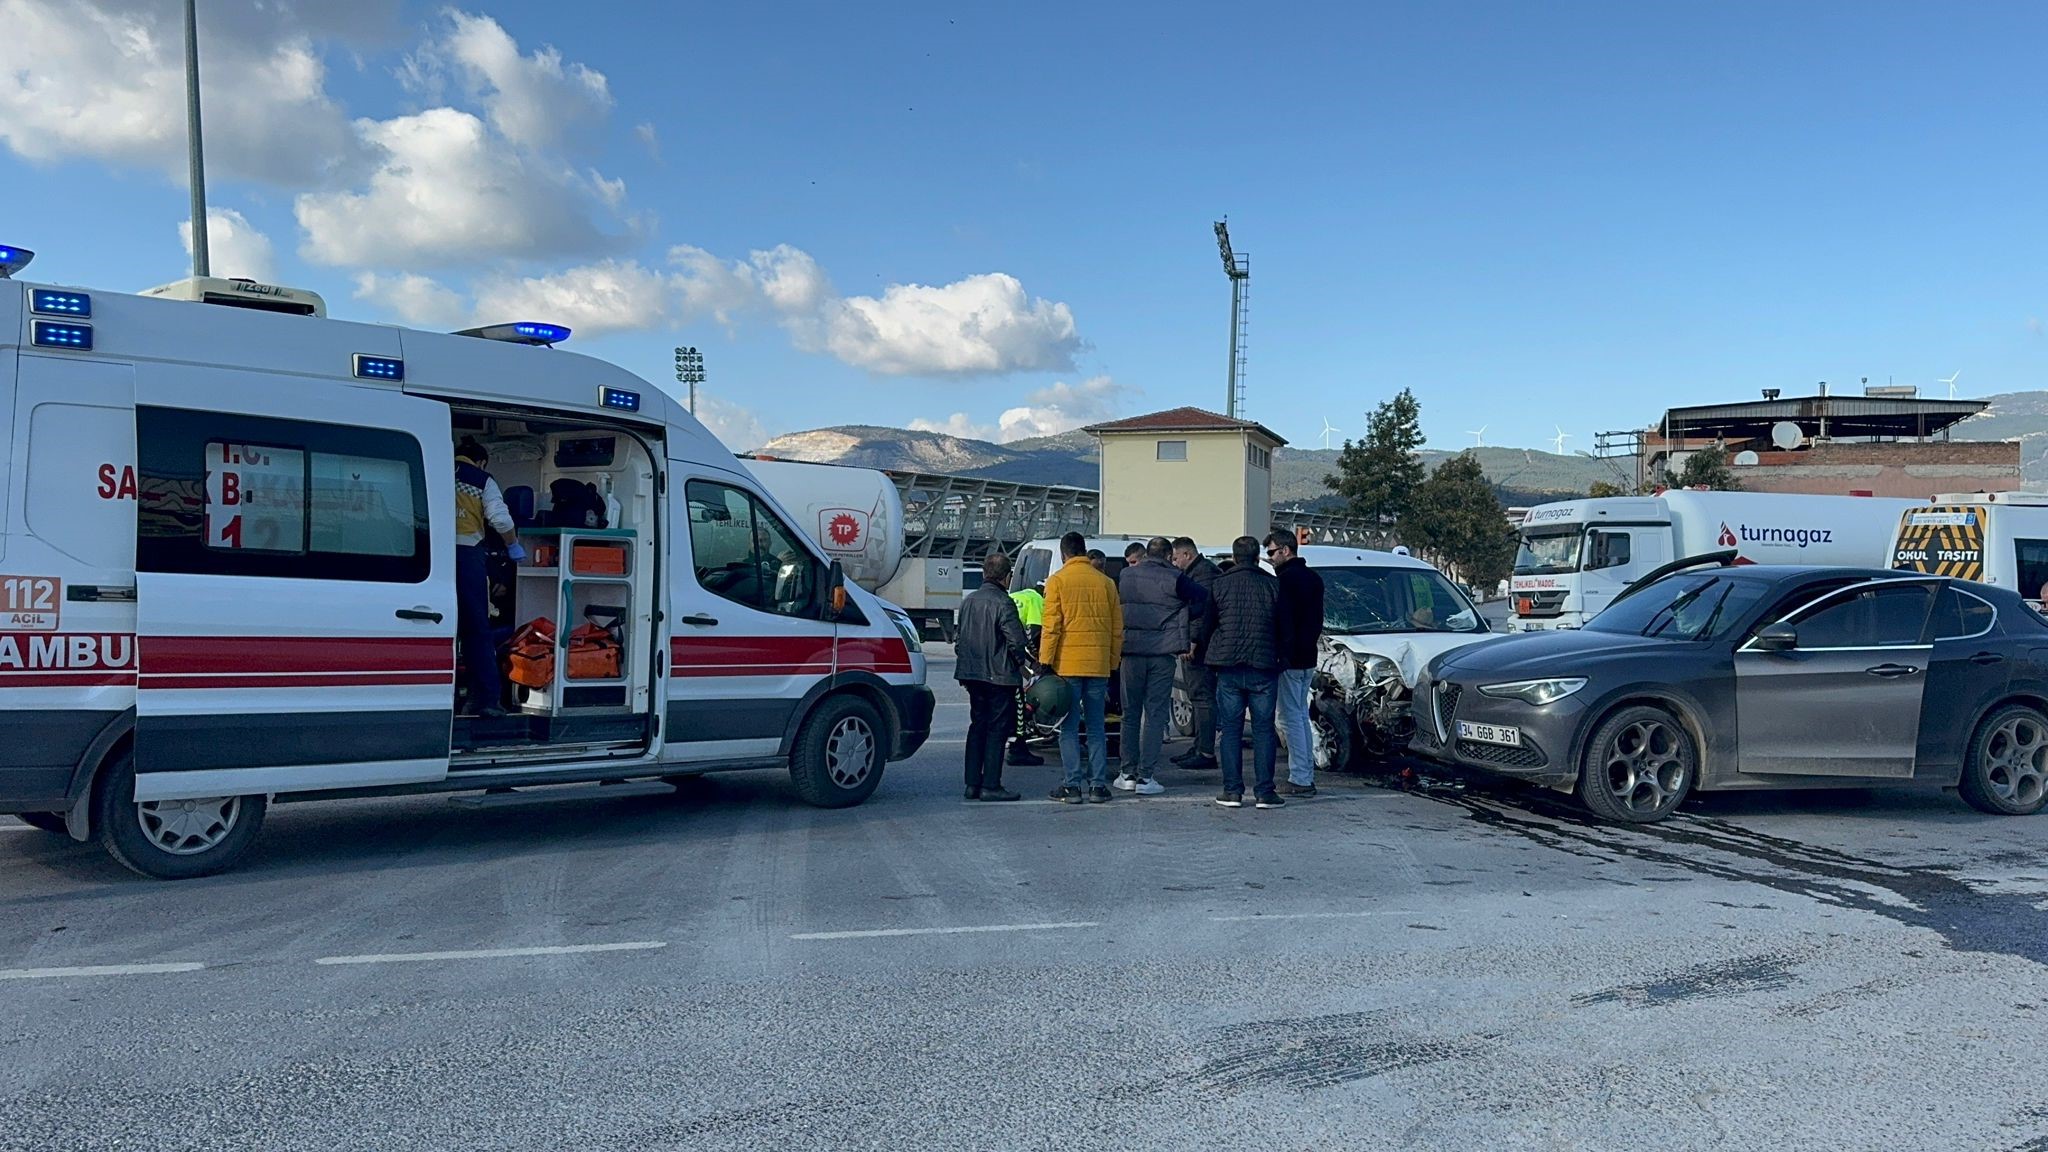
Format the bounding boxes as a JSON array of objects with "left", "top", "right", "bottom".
[
  {"left": 1267, "top": 530, "right": 1327, "bottom": 797},
  {"left": 1170, "top": 536, "right": 1222, "bottom": 771},
  {"left": 1204, "top": 536, "right": 1284, "bottom": 809},
  {"left": 953, "top": 550, "right": 1029, "bottom": 801}
]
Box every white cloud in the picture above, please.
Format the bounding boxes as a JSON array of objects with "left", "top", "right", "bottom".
[
  {"left": 470, "top": 259, "right": 669, "bottom": 336},
  {"left": 908, "top": 413, "right": 998, "bottom": 441},
  {"left": 0, "top": 0, "right": 373, "bottom": 185},
  {"left": 411, "top": 11, "right": 613, "bottom": 151},
  {"left": 911, "top": 377, "right": 1125, "bottom": 445},
  {"left": 993, "top": 375, "right": 1125, "bottom": 441},
  {"left": 178, "top": 208, "right": 276, "bottom": 282},
  {"left": 692, "top": 392, "right": 769, "bottom": 452},
  {"left": 295, "top": 106, "right": 629, "bottom": 267},
  {"left": 635, "top": 121, "right": 660, "bottom": 160},
  {"left": 352, "top": 271, "right": 470, "bottom": 329},
  {"left": 806, "top": 273, "right": 1081, "bottom": 378}
]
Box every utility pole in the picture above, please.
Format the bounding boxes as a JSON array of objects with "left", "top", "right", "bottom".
[
  {"left": 674, "top": 346, "right": 705, "bottom": 413},
  {"left": 184, "top": 0, "right": 210, "bottom": 278},
  {"left": 1214, "top": 220, "right": 1250, "bottom": 418}
]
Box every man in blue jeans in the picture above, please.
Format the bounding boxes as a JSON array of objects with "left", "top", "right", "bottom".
[
  {"left": 1204, "top": 535, "right": 1284, "bottom": 809},
  {"left": 1267, "top": 530, "right": 1326, "bottom": 797}
]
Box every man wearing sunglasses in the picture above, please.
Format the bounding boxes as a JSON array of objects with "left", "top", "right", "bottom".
[{"left": 1266, "top": 530, "right": 1326, "bottom": 797}]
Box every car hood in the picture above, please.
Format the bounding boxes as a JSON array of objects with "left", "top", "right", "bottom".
[
  {"left": 1432, "top": 628, "right": 1697, "bottom": 680},
  {"left": 1324, "top": 631, "right": 1503, "bottom": 687}
]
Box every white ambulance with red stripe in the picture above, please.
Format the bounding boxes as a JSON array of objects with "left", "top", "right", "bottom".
[{"left": 0, "top": 247, "right": 932, "bottom": 878}]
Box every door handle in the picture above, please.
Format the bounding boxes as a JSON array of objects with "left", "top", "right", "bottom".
[
  {"left": 395, "top": 607, "right": 444, "bottom": 623},
  {"left": 1970, "top": 652, "right": 2007, "bottom": 666},
  {"left": 1865, "top": 663, "right": 1920, "bottom": 678},
  {"left": 680, "top": 613, "right": 719, "bottom": 627}
]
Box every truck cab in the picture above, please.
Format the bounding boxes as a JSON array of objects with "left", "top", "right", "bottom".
[{"left": 1508, "top": 498, "right": 1674, "bottom": 632}]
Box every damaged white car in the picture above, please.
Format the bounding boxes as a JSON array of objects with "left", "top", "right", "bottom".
[
  {"left": 1175, "top": 546, "right": 1504, "bottom": 772},
  {"left": 1298, "top": 545, "right": 1505, "bottom": 771}
]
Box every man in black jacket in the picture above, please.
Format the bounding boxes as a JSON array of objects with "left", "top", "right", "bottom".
[
  {"left": 1170, "top": 536, "right": 1222, "bottom": 770},
  {"left": 953, "top": 550, "right": 1029, "bottom": 801},
  {"left": 1115, "top": 537, "right": 1210, "bottom": 796},
  {"left": 1267, "top": 530, "right": 1327, "bottom": 797},
  {"left": 1204, "top": 536, "right": 1284, "bottom": 809}
]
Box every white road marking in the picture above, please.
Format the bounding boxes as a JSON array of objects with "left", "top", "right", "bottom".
[
  {"left": 1208, "top": 910, "right": 1413, "bottom": 923},
  {"left": 0, "top": 962, "right": 205, "bottom": 980},
  {"left": 314, "top": 942, "right": 667, "bottom": 965},
  {"left": 791, "top": 921, "right": 1100, "bottom": 941}
]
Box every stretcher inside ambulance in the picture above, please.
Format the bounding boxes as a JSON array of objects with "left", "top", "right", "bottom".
[{"left": 0, "top": 252, "right": 932, "bottom": 879}]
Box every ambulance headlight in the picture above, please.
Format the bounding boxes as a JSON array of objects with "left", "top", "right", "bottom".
[{"left": 887, "top": 609, "right": 923, "bottom": 654}]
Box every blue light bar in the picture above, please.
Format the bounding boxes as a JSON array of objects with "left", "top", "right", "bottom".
[
  {"left": 31, "top": 320, "right": 92, "bottom": 350},
  {"left": 456, "top": 321, "right": 572, "bottom": 347},
  {"left": 0, "top": 245, "right": 33, "bottom": 279},
  {"left": 353, "top": 353, "right": 405, "bottom": 382},
  {"left": 29, "top": 289, "right": 90, "bottom": 318},
  {"left": 599, "top": 386, "right": 641, "bottom": 413}
]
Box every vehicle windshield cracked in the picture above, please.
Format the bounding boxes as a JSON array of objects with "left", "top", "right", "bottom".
[
  {"left": 1585, "top": 572, "right": 1772, "bottom": 642},
  {"left": 1321, "top": 566, "right": 1485, "bottom": 635}
]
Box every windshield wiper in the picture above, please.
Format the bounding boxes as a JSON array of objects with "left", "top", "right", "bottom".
[
  {"left": 1689, "top": 586, "right": 1734, "bottom": 641},
  {"left": 1641, "top": 581, "right": 1714, "bottom": 639}
]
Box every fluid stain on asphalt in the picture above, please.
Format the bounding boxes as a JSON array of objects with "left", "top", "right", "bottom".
[{"left": 1413, "top": 784, "right": 2048, "bottom": 968}]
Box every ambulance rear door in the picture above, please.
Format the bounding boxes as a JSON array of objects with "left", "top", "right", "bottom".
[{"left": 132, "top": 363, "right": 458, "bottom": 801}]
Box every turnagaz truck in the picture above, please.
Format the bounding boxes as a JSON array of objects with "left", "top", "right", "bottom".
[{"left": 1508, "top": 490, "right": 1922, "bottom": 632}]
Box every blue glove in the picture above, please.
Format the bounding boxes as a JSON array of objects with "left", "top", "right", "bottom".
[{"left": 506, "top": 543, "right": 527, "bottom": 562}]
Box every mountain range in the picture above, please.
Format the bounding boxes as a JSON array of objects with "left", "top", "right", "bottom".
[{"left": 753, "top": 389, "right": 2048, "bottom": 505}]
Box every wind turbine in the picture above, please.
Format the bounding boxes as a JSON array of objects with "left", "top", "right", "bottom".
[
  {"left": 1319, "top": 417, "right": 1340, "bottom": 449},
  {"left": 1938, "top": 371, "right": 1960, "bottom": 399},
  {"left": 1550, "top": 426, "right": 1573, "bottom": 455},
  {"left": 1464, "top": 426, "right": 1487, "bottom": 448}
]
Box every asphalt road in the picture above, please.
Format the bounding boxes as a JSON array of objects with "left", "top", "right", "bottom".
[{"left": 5, "top": 646, "right": 2048, "bottom": 1151}]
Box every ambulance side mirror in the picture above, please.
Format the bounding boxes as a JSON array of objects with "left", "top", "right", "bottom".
[{"left": 826, "top": 559, "right": 848, "bottom": 620}]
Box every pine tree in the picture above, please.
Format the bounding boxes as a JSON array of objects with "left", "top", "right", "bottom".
[
  {"left": 1325, "top": 388, "right": 1426, "bottom": 528},
  {"left": 1405, "top": 451, "right": 1514, "bottom": 588}
]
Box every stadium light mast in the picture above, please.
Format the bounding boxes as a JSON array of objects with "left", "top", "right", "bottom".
[
  {"left": 1214, "top": 220, "right": 1251, "bottom": 419},
  {"left": 184, "top": 0, "right": 211, "bottom": 278}
]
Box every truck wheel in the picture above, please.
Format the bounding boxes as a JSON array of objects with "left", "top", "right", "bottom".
[
  {"left": 1958, "top": 704, "right": 2048, "bottom": 816},
  {"left": 1577, "top": 705, "right": 1695, "bottom": 823},
  {"left": 14, "top": 811, "right": 67, "bottom": 834},
  {"left": 94, "top": 751, "right": 266, "bottom": 880},
  {"left": 789, "top": 695, "right": 886, "bottom": 808}
]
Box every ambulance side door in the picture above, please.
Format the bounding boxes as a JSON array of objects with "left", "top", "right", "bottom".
[
  {"left": 132, "top": 364, "right": 458, "bottom": 801},
  {"left": 666, "top": 473, "right": 837, "bottom": 761}
]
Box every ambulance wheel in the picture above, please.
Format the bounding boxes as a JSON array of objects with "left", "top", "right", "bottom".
[
  {"left": 94, "top": 751, "right": 267, "bottom": 880},
  {"left": 14, "top": 811, "right": 67, "bottom": 833},
  {"left": 790, "top": 696, "right": 885, "bottom": 808}
]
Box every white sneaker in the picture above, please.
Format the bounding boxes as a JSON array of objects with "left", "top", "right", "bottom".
[
  {"left": 1111, "top": 773, "right": 1139, "bottom": 792},
  {"left": 1133, "top": 778, "right": 1166, "bottom": 796}
]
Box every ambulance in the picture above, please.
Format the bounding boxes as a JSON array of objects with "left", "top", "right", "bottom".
[
  {"left": 1890, "top": 491, "right": 2048, "bottom": 604},
  {"left": 0, "top": 248, "right": 933, "bottom": 879}
]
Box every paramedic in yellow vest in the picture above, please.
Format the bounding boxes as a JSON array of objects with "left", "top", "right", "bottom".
[
  {"left": 455, "top": 438, "right": 520, "bottom": 717},
  {"left": 1008, "top": 581, "right": 1046, "bottom": 766}
]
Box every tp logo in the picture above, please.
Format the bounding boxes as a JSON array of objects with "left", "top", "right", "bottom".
[
  {"left": 821, "top": 509, "right": 867, "bottom": 551},
  {"left": 1717, "top": 522, "right": 1738, "bottom": 548}
]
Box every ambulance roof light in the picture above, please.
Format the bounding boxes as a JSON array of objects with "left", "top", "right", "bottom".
[
  {"left": 456, "top": 321, "right": 571, "bottom": 347},
  {"left": 0, "top": 246, "right": 33, "bottom": 279}
]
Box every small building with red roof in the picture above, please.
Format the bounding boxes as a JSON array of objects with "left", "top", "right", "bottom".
[{"left": 1083, "top": 407, "right": 1288, "bottom": 542}]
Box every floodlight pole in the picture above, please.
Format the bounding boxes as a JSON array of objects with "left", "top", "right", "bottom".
[
  {"left": 184, "top": 0, "right": 211, "bottom": 278},
  {"left": 674, "top": 347, "right": 705, "bottom": 413}
]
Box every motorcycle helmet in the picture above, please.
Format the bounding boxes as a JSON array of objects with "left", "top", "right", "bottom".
[{"left": 1026, "top": 674, "right": 1075, "bottom": 728}]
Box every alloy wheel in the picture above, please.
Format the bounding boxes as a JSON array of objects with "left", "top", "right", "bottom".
[
  {"left": 1599, "top": 718, "right": 1687, "bottom": 816},
  {"left": 1983, "top": 714, "right": 2048, "bottom": 808}
]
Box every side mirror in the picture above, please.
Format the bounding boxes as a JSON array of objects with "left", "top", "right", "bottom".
[
  {"left": 1753, "top": 622, "right": 1798, "bottom": 652},
  {"left": 826, "top": 559, "right": 848, "bottom": 620}
]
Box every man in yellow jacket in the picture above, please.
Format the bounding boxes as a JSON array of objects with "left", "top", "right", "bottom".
[{"left": 1039, "top": 532, "right": 1124, "bottom": 802}]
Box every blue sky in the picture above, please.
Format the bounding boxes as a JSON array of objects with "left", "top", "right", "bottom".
[{"left": 5, "top": 1, "right": 2046, "bottom": 453}]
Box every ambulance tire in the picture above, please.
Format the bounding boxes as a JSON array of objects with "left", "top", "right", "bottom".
[
  {"left": 95, "top": 751, "right": 268, "bottom": 880},
  {"left": 14, "top": 812, "right": 67, "bottom": 833},
  {"left": 789, "top": 695, "right": 886, "bottom": 808}
]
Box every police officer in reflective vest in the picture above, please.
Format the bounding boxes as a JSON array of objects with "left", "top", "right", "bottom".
[{"left": 1008, "top": 580, "right": 1046, "bottom": 765}]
